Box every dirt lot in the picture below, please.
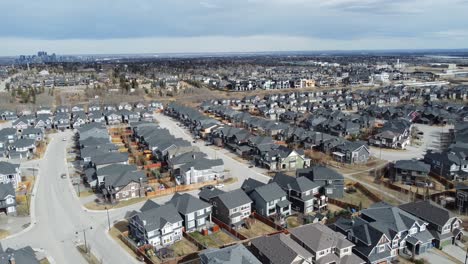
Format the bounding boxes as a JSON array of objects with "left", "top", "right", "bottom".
[
  {"left": 189, "top": 230, "right": 238, "bottom": 248},
  {"left": 169, "top": 238, "right": 199, "bottom": 257},
  {"left": 238, "top": 221, "right": 277, "bottom": 238}
]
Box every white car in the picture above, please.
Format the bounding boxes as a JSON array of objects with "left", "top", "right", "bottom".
[
  {"left": 215, "top": 183, "right": 224, "bottom": 189},
  {"left": 62, "top": 137, "right": 67, "bottom": 141}
]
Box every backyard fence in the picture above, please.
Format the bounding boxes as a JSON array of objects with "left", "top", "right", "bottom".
[{"left": 354, "top": 182, "right": 382, "bottom": 202}]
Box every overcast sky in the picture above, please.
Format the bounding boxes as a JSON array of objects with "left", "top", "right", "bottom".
[{"left": 1, "top": 0, "right": 468, "bottom": 55}]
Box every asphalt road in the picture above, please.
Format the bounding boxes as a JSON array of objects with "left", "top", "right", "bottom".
[
  {"left": 0, "top": 113, "right": 272, "bottom": 263},
  {"left": 1, "top": 131, "right": 140, "bottom": 264}
]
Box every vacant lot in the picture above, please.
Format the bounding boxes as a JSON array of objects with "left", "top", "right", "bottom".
[
  {"left": 190, "top": 230, "right": 238, "bottom": 248},
  {"left": 339, "top": 188, "right": 374, "bottom": 209},
  {"left": 169, "top": 238, "right": 199, "bottom": 257},
  {"left": 238, "top": 221, "right": 277, "bottom": 238},
  {"left": 286, "top": 216, "right": 301, "bottom": 228}
]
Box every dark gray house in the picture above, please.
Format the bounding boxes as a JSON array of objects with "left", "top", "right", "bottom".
[
  {"left": 392, "top": 160, "right": 431, "bottom": 184},
  {"left": 250, "top": 233, "right": 313, "bottom": 264},
  {"left": 199, "top": 189, "right": 252, "bottom": 228},
  {"left": 399, "top": 201, "right": 463, "bottom": 249},
  {"left": 297, "top": 166, "right": 345, "bottom": 198},
  {"left": 242, "top": 181, "right": 291, "bottom": 219},
  {"left": 271, "top": 172, "right": 322, "bottom": 214},
  {"left": 167, "top": 193, "right": 212, "bottom": 233}
]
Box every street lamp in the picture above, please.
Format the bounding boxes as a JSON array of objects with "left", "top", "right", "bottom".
[
  {"left": 105, "top": 207, "right": 111, "bottom": 231},
  {"left": 76, "top": 226, "right": 93, "bottom": 253}
]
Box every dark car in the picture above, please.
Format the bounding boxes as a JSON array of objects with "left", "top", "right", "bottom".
[{"left": 60, "top": 173, "right": 67, "bottom": 179}]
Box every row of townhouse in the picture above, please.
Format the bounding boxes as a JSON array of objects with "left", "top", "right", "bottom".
[
  {"left": 75, "top": 123, "right": 147, "bottom": 203},
  {"left": 131, "top": 122, "right": 225, "bottom": 185},
  {"left": 0, "top": 126, "right": 42, "bottom": 159},
  {"left": 201, "top": 103, "right": 372, "bottom": 165}
]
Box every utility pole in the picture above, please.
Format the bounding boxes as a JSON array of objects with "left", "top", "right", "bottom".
[
  {"left": 76, "top": 227, "right": 93, "bottom": 253},
  {"left": 105, "top": 207, "right": 111, "bottom": 231}
]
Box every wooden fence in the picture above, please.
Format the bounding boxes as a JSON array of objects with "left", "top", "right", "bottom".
[
  {"left": 211, "top": 217, "right": 248, "bottom": 240},
  {"left": 146, "top": 180, "right": 218, "bottom": 198},
  {"left": 429, "top": 172, "right": 454, "bottom": 189},
  {"left": 328, "top": 198, "right": 360, "bottom": 211},
  {"left": 354, "top": 182, "right": 382, "bottom": 203},
  {"left": 183, "top": 232, "right": 207, "bottom": 251},
  {"left": 252, "top": 212, "right": 285, "bottom": 232}
]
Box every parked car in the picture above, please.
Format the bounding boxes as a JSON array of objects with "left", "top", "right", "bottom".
[
  {"left": 215, "top": 183, "right": 224, "bottom": 189},
  {"left": 60, "top": 173, "right": 67, "bottom": 179}
]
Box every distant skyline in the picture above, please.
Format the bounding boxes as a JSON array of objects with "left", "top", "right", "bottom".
[{"left": 1, "top": 0, "right": 468, "bottom": 56}]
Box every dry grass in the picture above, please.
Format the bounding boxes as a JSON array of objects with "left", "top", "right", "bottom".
[
  {"left": 339, "top": 188, "right": 373, "bottom": 209},
  {"left": 238, "top": 221, "right": 276, "bottom": 238},
  {"left": 0, "top": 229, "right": 10, "bottom": 239},
  {"left": 169, "top": 238, "right": 199, "bottom": 257},
  {"left": 76, "top": 245, "right": 102, "bottom": 264},
  {"left": 190, "top": 230, "right": 237, "bottom": 248},
  {"left": 84, "top": 197, "right": 147, "bottom": 210},
  {"left": 286, "top": 216, "right": 301, "bottom": 228}
]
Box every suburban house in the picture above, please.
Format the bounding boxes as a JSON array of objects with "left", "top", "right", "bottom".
[
  {"left": 128, "top": 200, "right": 184, "bottom": 249},
  {"left": 0, "top": 161, "right": 22, "bottom": 188},
  {"left": 8, "top": 138, "right": 36, "bottom": 159},
  {"left": 332, "top": 217, "right": 395, "bottom": 264},
  {"left": 271, "top": 172, "right": 323, "bottom": 214},
  {"left": 176, "top": 157, "right": 224, "bottom": 185},
  {"left": 241, "top": 180, "right": 291, "bottom": 220},
  {"left": 399, "top": 201, "right": 463, "bottom": 248},
  {"left": 166, "top": 193, "right": 212, "bottom": 233},
  {"left": 289, "top": 223, "right": 365, "bottom": 264},
  {"left": 101, "top": 170, "right": 147, "bottom": 203},
  {"left": 423, "top": 149, "right": 468, "bottom": 180},
  {"left": 199, "top": 188, "right": 252, "bottom": 228},
  {"left": 297, "top": 166, "right": 345, "bottom": 198},
  {"left": 250, "top": 233, "right": 313, "bottom": 264},
  {"left": 369, "top": 119, "right": 412, "bottom": 149},
  {"left": 257, "top": 145, "right": 311, "bottom": 171},
  {"left": 199, "top": 244, "right": 261, "bottom": 264},
  {"left": 332, "top": 141, "right": 370, "bottom": 164},
  {"left": 359, "top": 202, "right": 433, "bottom": 256},
  {"left": 392, "top": 160, "right": 431, "bottom": 184},
  {"left": 0, "top": 183, "right": 16, "bottom": 215},
  {"left": 21, "top": 128, "right": 43, "bottom": 142}
]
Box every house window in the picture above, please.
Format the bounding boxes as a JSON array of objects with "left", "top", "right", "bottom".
[
  {"left": 187, "top": 221, "right": 195, "bottom": 228},
  {"left": 197, "top": 209, "right": 204, "bottom": 216},
  {"left": 409, "top": 227, "right": 417, "bottom": 235},
  {"left": 187, "top": 213, "right": 194, "bottom": 221},
  {"left": 198, "top": 218, "right": 205, "bottom": 226},
  {"left": 326, "top": 188, "right": 333, "bottom": 194},
  {"left": 378, "top": 245, "right": 385, "bottom": 253}
]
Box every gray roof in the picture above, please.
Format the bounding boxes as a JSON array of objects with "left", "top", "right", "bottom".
[
  {"left": 399, "top": 200, "right": 455, "bottom": 227},
  {"left": 167, "top": 193, "right": 211, "bottom": 215},
  {"left": 241, "top": 178, "right": 265, "bottom": 194},
  {"left": 104, "top": 170, "right": 147, "bottom": 188},
  {"left": 198, "top": 188, "right": 225, "bottom": 202},
  {"left": 179, "top": 157, "right": 224, "bottom": 172},
  {"left": 362, "top": 202, "right": 426, "bottom": 238},
  {"left": 134, "top": 202, "right": 182, "bottom": 232},
  {"left": 0, "top": 246, "right": 39, "bottom": 264},
  {"left": 0, "top": 162, "right": 19, "bottom": 175},
  {"left": 289, "top": 223, "right": 354, "bottom": 252},
  {"left": 297, "top": 165, "right": 344, "bottom": 181},
  {"left": 251, "top": 233, "right": 312, "bottom": 264},
  {"left": 394, "top": 160, "right": 430, "bottom": 173},
  {"left": 251, "top": 182, "right": 287, "bottom": 202},
  {"left": 0, "top": 183, "right": 15, "bottom": 199},
  {"left": 91, "top": 152, "right": 128, "bottom": 166},
  {"left": 217, "top": 189, "right": 252, "bottom": 209},
  {"left": 271, "top": 172, "right": 320, "bottom": 193},
  {"left": 199, "top": 244, "right": 261, "bottom": 264}
]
